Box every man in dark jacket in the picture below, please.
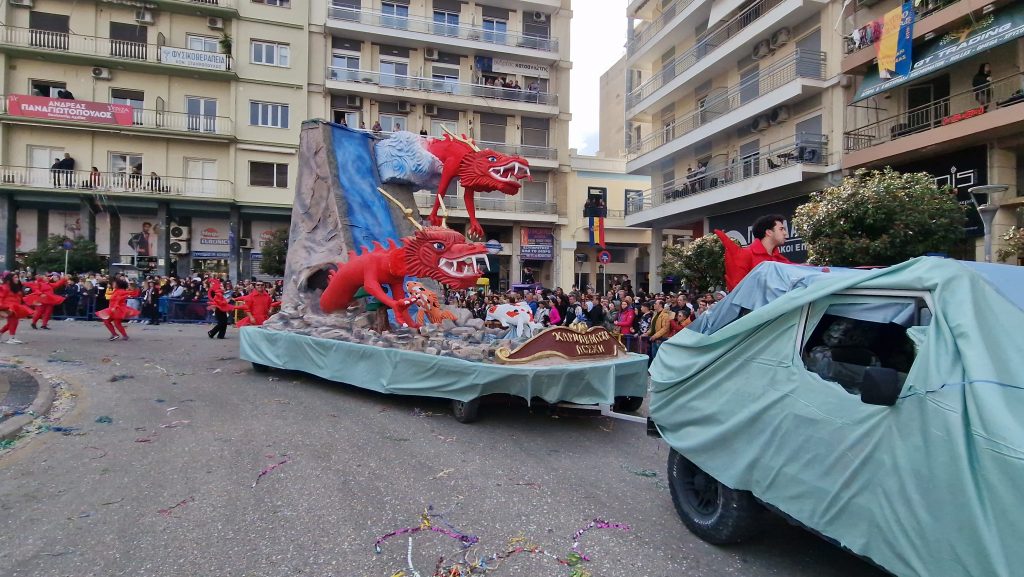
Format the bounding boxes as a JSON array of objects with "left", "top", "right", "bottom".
[{"left": 58, "top": 153, "right": 75, "bottom": 188}]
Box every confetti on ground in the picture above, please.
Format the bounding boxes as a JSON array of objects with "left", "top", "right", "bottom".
[
  {"left": 100, "top": 498, "right": 124, "bottom": 506},
  {"left": 434, "top": 433, "right": 456, "bottom": 443},
  {"left": 85, "top": 446, "right": 107, "bottom": 459},
  {"left": 154, "top": 399, "right": 165, "bottom": 403},
  {"left": 211, "top": 369, "right": 222, "bottom": 374},
  {"left": 269, "top": 399, "right": 290, "bottom": 404},
  {"left": 383, "top": 434, "right": 410, "bottom": 442},
  {"left": 411, "top": 408, "right": 439, "bottom": 418},
  {"left": 94, "top": 416, "right": 113, "bottom": 424},
  {"left": 165, "top": 407, "right": 178, "bottom": 414},
  {"left": 252, "top": 458, "right": 290, "bottom": 488},
  {"left": 157, "top": 496, "right": 195, "bottom": 517},
  {"left": 109, "top": 374, "right": 133, "bottom": 382},
  {"left": 432, "top": 468, "right": 455, "bottom": 480},
  {"left": 135, "top": 437, "right": 154, "bottom": 443},
  {"left": 513, "top": 482, "right": 542, "bottom": 491},
  {"left": 159, "top": 420, "right": 190, "bottom": 429}
]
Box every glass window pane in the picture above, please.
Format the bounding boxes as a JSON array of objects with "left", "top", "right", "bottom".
[
  {"left": 250, "top": 101, "right": 259, "bottom": 125},
  {"left": 250, "top": 162, "right": 274, "bottom": 186},
  {"left": 275, "top": 164, "right": 288, "bottom": 188},
  {"left": 280, "top": 106, "right": 289, "bottom": 129},
  {"left": 280, "top": 46, "right": 289, "bottom": 67}
]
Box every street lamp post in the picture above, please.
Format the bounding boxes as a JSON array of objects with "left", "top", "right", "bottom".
[
  {"left": 598, "top": 264, "right": 605, "bottom": 294},
  {"left": 968, "top": 185, "right": 1009, "bottom": 263}
]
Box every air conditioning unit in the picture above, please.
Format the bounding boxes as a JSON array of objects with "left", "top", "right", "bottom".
[
  {"left": 9, "top": 0, "right": 33, "bottom": 8},
  {"left": 424, "top": 47, "right": 439, "bottom": 61},
  {"left": 346, "top": 95, "right": 363, "bottom": 108},
  {"left": 750, "top": 115, "right": 771, "bottom": 132},
  {"left": 92, "top": 67, "right": 112, "bottom": 80},
  {"left": 208, "top": 17, "right": 225, "bottom": 30},
  {"left": 752, "top": 39, "right": 772, "bottom": 60},
  {"left": 169, "top": 240, "right": 190, "bottom": 255},
  {"left": 396, "top": 101, "right": 412, "bottom": 113},
  {"left": 170, "top": 225, "right": 190, "bottom": 241},
  {"left": 839, "top": 74, "right": 854, "bottom": 88},
  {"left": 533, "top": 11, "right": 548, "bottom": 23},
  {"left": 239, "top": 237, "right": 254, "bottom": 249},
  {"left": 770, "top": 105, "right": 790, "bottom": 124},
  {"left": 423, "top": 104, "right": 439, "bottom": 116},
  {"left": 134, "top": 10, "right": 155, "bottom": 25},
  {"left": 770, "top": 27, "right": 791, "bottom": 49}
]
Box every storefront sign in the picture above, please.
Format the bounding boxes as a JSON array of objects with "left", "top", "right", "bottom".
[
  {"left": 495, "top": 326, "right": 625, "bottom": 364},
  {"left": 520, "top": 227, "right": 554, "bottom": 260},
  {"left": 6, "top": 94, "right": 134, "bottom": 126},
  {"left": 249, "top": 221, "right": 288, "bottom": 254},
  {"left": 159, "top": 46, "right": 229, "bottom": 71},
  {"left": 707, "top": 197, "right": 809, "bottom": 263},
  {"left": 891, "top": 146, "right": 987, "bottom": 236},
  {"left": 855, "top": 2, "right": 1024, "bottom": 101},
  {"left": 192, "top": 217, "right": 229, "bottom": 257},
  {"left": 941, "top": 106, "right": 985, "bottom": 125}
]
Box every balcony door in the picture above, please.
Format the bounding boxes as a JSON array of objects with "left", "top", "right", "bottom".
[
  {"left": 186, "top": 159, "right": 217, "bottom": 196},
  {"left": 28, "top": 145, "right": 64, "bottom": 187},
  {"left": 110, "top": 153, "right": 143, "bottom": 190},
  {"left": 905, "top": 75, "right": 949, "bottom": 131},
  {"left": 28, "top": 12, "right": 69, "bottom": 50},
  {"left": 110, "top": 22, "right": 148, "bottom": 60},
  {"left": 186, "top": 96, "right": 218, "bottom": 133},
  {"left": 380, "top": 2, "right": 409, "bottom": 30},
  {"left": 379, "top": 60, "right": 409, "bottom": 88},
  {"left": 111, "top": 89, "right": 145, "bottom": 126}
]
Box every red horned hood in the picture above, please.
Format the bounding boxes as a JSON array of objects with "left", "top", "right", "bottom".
[
  {"left": 459, "top": 149, "right": 531, "bottom": 196},
  {"left": 401, "top": 227, "right": 489, "bottom": 289}
]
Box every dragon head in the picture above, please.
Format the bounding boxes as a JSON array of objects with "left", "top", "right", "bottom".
[
  {"left": 403, "top": 227, "right": 489, "bottom": 289},
  {"left": 458, "top": 149, "right": 531, "bottom": 196}
]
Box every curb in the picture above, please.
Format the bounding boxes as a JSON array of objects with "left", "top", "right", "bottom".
[{"left": 0, "top": 370, "right": 54, "bottom": 442}]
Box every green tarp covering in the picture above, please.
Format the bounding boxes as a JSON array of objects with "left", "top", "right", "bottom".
[
  {"left": 240, "top": 327, "right": 648, "bottom": 404},
  {"left": 650, "top": 257, "right": 1024, "bottom": 577}
]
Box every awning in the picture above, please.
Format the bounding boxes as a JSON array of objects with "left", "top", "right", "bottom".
[{"left": 853, "top": 2, "right": 1024, "bottom": 102}]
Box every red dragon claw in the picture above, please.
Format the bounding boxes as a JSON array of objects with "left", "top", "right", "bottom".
[{"left": 428, "top": 214, "right": 443, "bottom": 227}]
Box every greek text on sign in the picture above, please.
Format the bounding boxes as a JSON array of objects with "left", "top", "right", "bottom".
[
  {"left": 496, "top": 326, "right": 626, "bottom": 364},
  {"left": 490, "top": 58, "right": 550, "bottom": 79},
  {"left": 159, "top": 47, "right": 229, "bottom": 71},
  {"left": 6, "top": 94, "right": 134, "bottom": 126}
]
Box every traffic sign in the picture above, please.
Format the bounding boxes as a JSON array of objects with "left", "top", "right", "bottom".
[
  {"left": 62, "top": 239, "right": 74, "bottom": 250},
  {"left": 598, "top": 250, "right": 611, "bottom": 264}
]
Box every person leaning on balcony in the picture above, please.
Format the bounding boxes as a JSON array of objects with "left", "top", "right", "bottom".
[
  {"left": 58, "top": 153, "right": 75, "bottom": 188},
  {"left": 88, "top": 166, "right": 101, "bottom": 189},
  {"left": 148, "top": 171, "right": 164, "bottom": 193},
  {"left": 973, "top": 63, "right": 993, "bottom": 109},
  {"left": 51, "top": 158, "right": 62, "bottom": 188}
]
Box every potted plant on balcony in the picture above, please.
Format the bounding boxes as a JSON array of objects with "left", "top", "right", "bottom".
[{"left": 219, "top": 33, "right": 233, "bottom": 55}]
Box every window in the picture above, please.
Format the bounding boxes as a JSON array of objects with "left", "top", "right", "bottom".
[
  {"left": 482, "top": 18, "right": 507, "bottom": 44},
  {"left": 249, "top": 161, "right": 288, "bottom": 188},
  {"left": 478, "top": 114, "right": 507, "bottom": 143},
  {"left": 28, "top": 11, "right": 69, "bottom": 50},
  {"left": 110, "top": 153, "right": 144, "bottom": 190},
  {"left": 109, "top": 22, "right": 148, "bottom": 59},
  {"left": 329, "top": 52, "right": 360, "bottom": 81},
  {"left": 740, "top": 139, "right": 760, "bottom": 178},
  {"left": 250, "top": 101, "right": 289, "bottom": 128},
  {"left": 185, "top": 159, "right": 218, "bottom": 195},
  {"left": 739, "top": 65, "right": 760, "bottom": 105},
  {"left": 30, "top": 80, "right": 65, "bottom": 98},
  {"left": 430, "top": 119, "right": 457, "bottom": 138},
  {"left": 251, "top": 40, "right": 290, "bottom": 67},
  {"left": 378, "top": 114, "right": 405, "bottom": 133},
  {"left": 333, "top": 109, "right": 360, "bottom": 127},
  {"left": 430, "top": 65, "right": 459, "bottom": 93},
  {"left": 111, "top": 89, "right": 144, "bottom": 125},
  {"left": 187, "top": 34, "right": 219, "bottom": 53},
  {"left": 381, "top": 2, "right": 409, "bottom": 29},
  {"left": 521, "top": 117, "right": 549, "bottom": 147},
  {"left": 253, "top": 0, "right": 290, "bottom": 6},
  {"left": 379, "top": 60, "right": 409, "bottom": 88},
  {"left": 186, "top": 96, "right": 218, "bottom": 133},
  {"left": 433, "top": 10, "right": 459, "bottom": 36}
]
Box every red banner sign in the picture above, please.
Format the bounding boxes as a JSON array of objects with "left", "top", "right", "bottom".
[{"left": 5, "top": 94, "right": 134, "bottom": 126}]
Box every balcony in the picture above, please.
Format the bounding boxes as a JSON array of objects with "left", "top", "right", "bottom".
[
  {"left": 0, "top": 166, "right": 233, "bottom": 201},
  {"left": 413, "top": 191, "right": 557, "bottom": 218},
  {"left": 625, "top": 134, "right": 831, "bottom": 225},
  {"left": 626, "top": 50, "right": 827, "bottom": 171},
  {"left": 134, "top": 0, "right": 239, "bottom": 17},
  {"left": 326, "top": 5, "right": 559, "bottom": 57},
  {"left": 326, "top": 67, "right": 558, "bottom": 111},
  {"left": 0, "top": 26, "right": 235, "bottom": 80},
  {"left": 1, "top": 94, "right": 235, "bottom": 140},
  {"left": 478, "top": 141, "right": 558, "bottom": 167},
  {"left": 628, "top": 0, "right": 703, "bottom": 58},
  {"left": 843, "top": 74, "right": 1024, "bottom": 168},
  {"left": 625, "top": 0, "right": 826, "bottom": 117}
]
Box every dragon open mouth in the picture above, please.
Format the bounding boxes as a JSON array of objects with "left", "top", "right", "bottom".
[
  {"left": 489, "top": 162, "right": 531, "bottom": 183},
  {"left": 438, "top": 254, "right": 490, "bottom": 277}
]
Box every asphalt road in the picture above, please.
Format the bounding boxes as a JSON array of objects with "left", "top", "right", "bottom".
[{"left": 0, "top": 321, "right": 888, "bottom": 577}]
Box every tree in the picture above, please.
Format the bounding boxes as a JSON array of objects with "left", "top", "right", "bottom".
[
  {"left": 793, "top": 168, "right": 964, "bottom": 266},
  {"left": 259, "top": 229, "right": 289, "bottom": 277},
  {"left": 25, "top": 235, "right": 105, "bottom": 274},
  {"left": 660, "top": 233, "right": 739, "bottom": 292}
]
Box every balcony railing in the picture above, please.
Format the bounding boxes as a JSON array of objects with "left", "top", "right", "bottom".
[
  {"left": 478, "top": 141, "right": 558, "bottom": 160},
  {"left": 627, "top": 0, "right": 785, "bottom": 109},
  {"left": 844, "top": 74, "right": 1024, "bottom": 152},
  {"left": 626, "top": 134, "right": 829, "bottom": 215},
  {"left": 843, "top": 0, "right": 960, "bottom": 56},
  {"left": 627, "top": 0, "right": 701, "bottom": 57},
  {"left": 414, "top": 192, "right": 556, "bottom": 214},
  {"left": 0, "top": 26, "right": 233, "bottom": 72},
  {"left": 1, "top": 95, "right": 234, "bottom": 137},
  {"left": 327, "top": 67, "right": 558, "bottom": 106},
  {"left": 0, "top": 166, "right": 233, "bottom": 199},
  {"left": 327, "top": 5, "right": 559, "bottom": 52},
  {"left": 627, "top": 50, "right": 825, "bottom": 159}
]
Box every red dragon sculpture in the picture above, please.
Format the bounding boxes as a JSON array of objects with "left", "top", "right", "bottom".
[
  {"left": 426, "top": 132, "right": 531, "bottom": 240},
  {"left": 319, "top": 227, "right": 488, "bottom": 328}
]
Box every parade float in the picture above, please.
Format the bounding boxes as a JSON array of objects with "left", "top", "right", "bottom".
[{"left": 239, "top": 120, "right": 647, "bottom": 422}]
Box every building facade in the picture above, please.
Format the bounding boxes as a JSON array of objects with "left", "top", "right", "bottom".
[
  {"left": 308, "top": 0, "right": 572, "bottom": 291},
  {"left": 0, "top": 0, "right": 306, "bottom": 279},
  {"left": 622, "top": 0, "right": 847, "bottom": 289}
]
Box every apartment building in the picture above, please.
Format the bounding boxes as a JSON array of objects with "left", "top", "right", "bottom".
[
  {"left": 0, "top": 0, "right": 306, "bottom": 279},
  {"left": 622, "top": 0, "right": 846, "bottom": 289},
  {"left": 308, "top": 0, "right": 572, "bottom": 291},
  {"left": 841, "top": 0, "right": 1024, "bottom": 260}
]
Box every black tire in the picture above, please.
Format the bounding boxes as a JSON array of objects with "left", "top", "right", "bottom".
[
  {"left": 252, "top": 362, "right": 271, "bottom": 373},
  {"left": 613, "top": 395, "right": 644, "bottom": 413},
  {"left": 451, "top": 398, "right": 481, "bottom": 423},
  {"left": 667, "top": 448, "right": 764, "bottom": 544}
]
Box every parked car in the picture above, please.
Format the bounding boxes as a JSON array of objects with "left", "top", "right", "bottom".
[{"left": 648, "top": 257, "right": 1024, "bottom": 577}]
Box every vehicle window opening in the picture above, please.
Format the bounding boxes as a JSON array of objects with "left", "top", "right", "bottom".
[{"left": 802, "top": 314, "right": 917, "bottom": 395}]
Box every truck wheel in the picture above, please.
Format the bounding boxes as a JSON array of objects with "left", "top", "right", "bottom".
[
  {"left": 613, "top": 396, "right": 644, "bottom": 413},
  {"left": 451, "top": 398, "right": 481, "bottom": 423},
  {"left": 668, "top": 448, "right": 764, "bottom": 544},
  {"left": 252, "top": 362, "right": 270, "bottom": 373}
]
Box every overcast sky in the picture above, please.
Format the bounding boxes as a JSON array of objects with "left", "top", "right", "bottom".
[{"left": 569, "top": 1, "right": 630, "bottom": 156}]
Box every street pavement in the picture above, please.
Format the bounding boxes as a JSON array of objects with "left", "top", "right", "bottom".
[{"left": 0, "top": 320, "right": 888, "bottom": 577}]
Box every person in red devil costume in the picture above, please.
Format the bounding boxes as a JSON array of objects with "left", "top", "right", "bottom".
[
  {"left": 714, "top": 214, "right": 792, "bottom": 291},
  {"left": 25, "top": 272, "right": 68, "bottom": 330},
  {"left": 0, "top": 272, "right": 34, "bottom": 344},
  {"left": 233, "top": 281, "right": 280, "bottom": 327},
  {"left": 206, "top": 278, "right": 233, "bottom": 339},
  {"left": 96, "top": 278, "right": 140, "bottom": 341}
]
